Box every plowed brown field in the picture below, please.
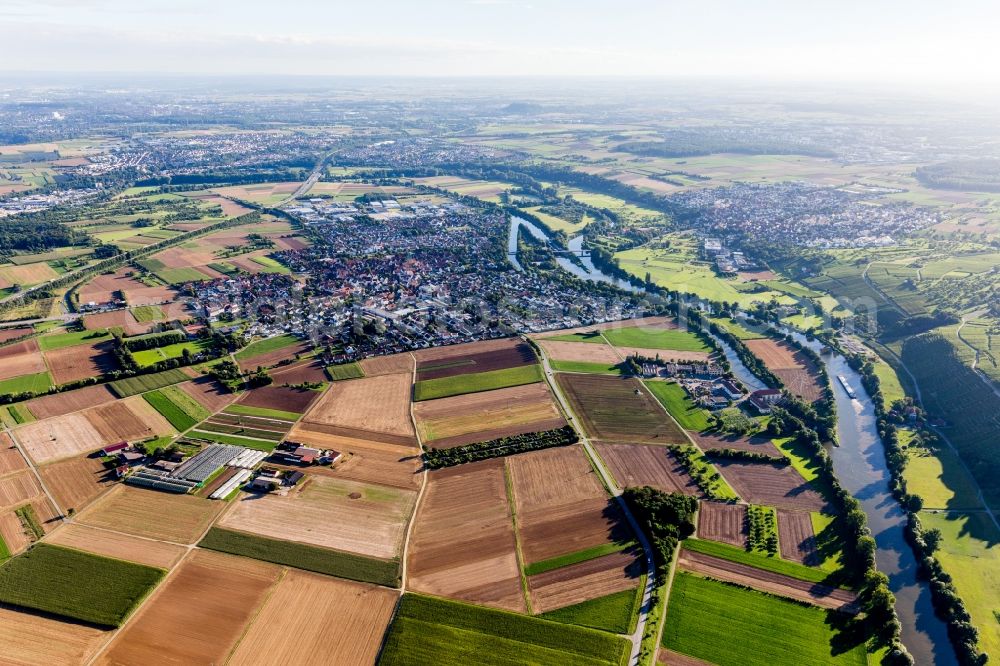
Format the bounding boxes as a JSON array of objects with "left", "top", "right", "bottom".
[
  {"left": 696, "top": 501, "right": 747, "bottom": 547},
  {"left": 596, "top": 443, "right": 703, "bottom": 496},
  {"left": 236, "top": 385, "right": 318, "bottom": 414},
  {"left": 84, "top": 396, "right": 174, "bottom": 443},
  {"left": 507, "top": 446, "right": 629, "bottom": 564},
  {"left": 219, "top": 474, "right": 416, "bottom": 559},
  {"left": 0, "top": 339, "right": 45, "bottom": 380},
  {"left": 0, "top": 509, "right": 29, "bottom": 554},
  {"left": 413, "top": 382, "right": 563, "bottom": 448},
  {"left": 236, "top": 340, "right": 311, "bottom": 371},
  {"left": 45, "top": 340, "right": 118, "bottom": 384},
  {"left": 270, "top": 359, "right": 329, "bottom": 384},
  {"left": 557, "top": 373, "right": 686, "bottom": 444},
  {"left": 304, "top": 373, "right": 415, "bottom": 443},
  {"left": 38, "top": 454, "right": 115, "bottom": 513},
  {"left": 777, "top": 510, "right": 819, "bottom": 565},
  {"left": 528, "top": 550, "right": 642, "bottom": 613},
  {"left": 176, "top": 376, "right": 237, "bottom": 412},
  {"left": 0, "top": 606, "right": 109, "bottom": 666},
  {"left": 95, "top": 550, "right": 281, "bottom": 666},
  {"left": 714, "top": 459, "right": 827, "bottom": 512},
  {"left": 415, "top": 338, "right": 536, "bottom": 380},
  {"left": 678, "top": 549, "right": 858, "bottom": 612},
  {"left": 691, "top": 431, "right": 783, "bottom": 458},
  {"left": 83, "top": 309, "right": 155, "bottom": 336},
  {"left": 77, "top": 485, "right": 224, "bottom": 544},
  {"left": 407, "top": 459, "right": 525, "bottom": 612},
  {"left": 228, "top": 570, "right": 398, "bottom": 666},
  {"left": 24, "top": 384, "right": 116, "bottom": 419},
  {"left": 47, "top": 523, "right": 186, "bottom": 569}
]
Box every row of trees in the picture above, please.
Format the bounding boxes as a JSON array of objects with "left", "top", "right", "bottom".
[
  {"left": 704, "top": 447, "right": 790, "bottom": 466},
  {"left": 421, "top": 425, "right": 578, "bottom": 469}
]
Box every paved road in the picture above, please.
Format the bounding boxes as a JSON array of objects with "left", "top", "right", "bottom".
[{"left": 535, "top": 343, "right": 657, "bottom": 665}]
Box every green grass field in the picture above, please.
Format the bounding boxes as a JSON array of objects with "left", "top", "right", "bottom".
[
  {"left": 108, "top": 368, "right": 191, "bottom": 398},
  {"left": 871, "top": 356, "right": 907, "bottom": 405},
  {"left": 37, "top": 328, "right": 110, "bottom": 351},
  {"left": 131, "top": 340, "right": 211, "bottom": 367},
  {"left": 0, "top": 371, "right": 53, "bottom": 396},
  {"left": 662, "top": 572, "right": 867, "bottom": 666},
  {"left": 709, "top": 317, "right": 766, "bottom": 340},
  {"left": 223, "top": 403, "right": 301, "bottom": 421},
  {"left": 6, "top": 403, "right": 34, "bottom": 424},
  {"left": 550, "top": 359, "right": 625, "bottom": 375},
  {"left": 379, "top": 594, "right": 630, "bottom": 666},
  {"left": 234, "top": 333, "right": 301, "bottom": 361},
  {"left": 413, "top": 364, "right": 543, "bottom": 401},
  {"left": 0, "top": 544, "right": 164, "bottom": 627},
  {"left": 643, "top": 381, "right": 711, "bottom": 431},
  {"left": 156, "top": 267, "right": 212, "bottom": 284},
  {"left": 326, "top": 362, "right": 365, "bottom": 381},
  {"left": 902, "top": 434, "right": 982, "bottom": 510},
  {"left": 200, "top": 527, "right": 398, "bottom": 587},
  {"left": 540, "top": 583, "right": 643, "bottom": 635},
  {"left": 524, "top": 542, "right": 637, "bottom": 576},
  {"left": 250, "top": 255, "right": 291, "bottom": 273},
  {"left": 602, "top": 326, "right": 711, "bottom": 353},
  {"left": 188, "top": 430, "right": 279, "bottom": 451},
  {"left": 131, "top": 305, "right": 164, "bottom": 322},
  {"left": 681, "top": 539, "right": 830, "bottom": 583},
  {"left": 918, "top": 511, "right": 1000, "bottom": 657},
  {"left": 142, "top": 385, "right": 210, "bottom": 431}
]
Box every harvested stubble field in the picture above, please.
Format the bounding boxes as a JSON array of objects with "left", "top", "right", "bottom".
[
  {"left": 219, "top": 474, "right": 416, "bottom": 560},
  {"left": 236, "top": 385, "right": 317, "bottom": 414},
  {"left": 46, "top": 523, "right": 186, "bottom": 569},
  {"left": 595, "top": 443, "right": 704, "bottom": 496},
  {"left": 176, "top": 376, "right": 237, "bottom": 412},
  {"left": 45, "top": 340, "right": 118, "bottom": 385},
  {"left": 0, "top": 339, "right": 46, "bottom": 381},
  {"left": 77, "top": 485, "right": 224, "bottom": 544},
  {"left": 539, "top": 339, "right": 622, "bottom": 365},
  {"left": 16, "top": 412, "right": 105, "bottom": 464},
  {"left": 413, "top": 382, "right": 565, "bottom": 448},
  {"left": 0, "top": 433, "right": 26, "bottom": 474},
  {"left": 508, "top": 446, "right": 629, "bottom": 564},
  {"left": 713, "top": 459, "right": 827, "bottom": 512},
  {"left": 0, "top": 325, "right": 31, "bottom": 343},
  {"left": 777, "top": 510, "right": 820, "bottom": 565},
  {"left": 677, "top": 549, "right": 857, "bottom": 612},
  {"left": 691, "top": 431, "right": 784, "bottom": 458},
  {"left": 38, "top": 454, "right": 115, "bottom": 512},
  {"left": 696, "top": 501, "right": 748, "bottom": 548},
  {"left": 24, "top": 384, "right": 116, "bottom": 419},
  {"left": 0, "top": 469, "right": 43, "bottom": 508},
  {"left": 83, "top": 309, "right": 155, "bottom": 337},
  {"left": 284, "top": 426, "right": 421, "bottom": 490},
  {"left": 414, "top": 338, "right": 536, "bottom": 380},
  {"left": 407, "top": 459, "right": 525, "bottom": 612},
  {"left": 744, "top": 338, "right": 824, "bottom": 403},
  {"left": 556, "top": 373, "right": 687, "bottom": 444},
  {"left": 228, "top": 570, "right": 399, "bottom": 666},
  {"left": 94, "top": 550, "right": 281, "bottom": 666},
  {"left": 0, "top": 605, "right": 109, "bottom": 666},
  {"left": 528, "top": 550, "right": 642, "bottom": 613},
  {"left": 303, "top": 373, "right": 415, "bottom": 443},
  {"left": 84, "top": 396, "right": 175, "bottom": 443},
  {"left": 358, "top": 351, "right": 413, "bottom": 376}
]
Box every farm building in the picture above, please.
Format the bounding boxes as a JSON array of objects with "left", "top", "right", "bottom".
[{"left": 748, "top": 389, "right": 783, "bottom": 414}]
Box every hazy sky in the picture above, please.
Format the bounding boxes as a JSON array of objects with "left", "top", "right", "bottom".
[{"left": 2, "top": 0, "right": 997, "bottom": 84}]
